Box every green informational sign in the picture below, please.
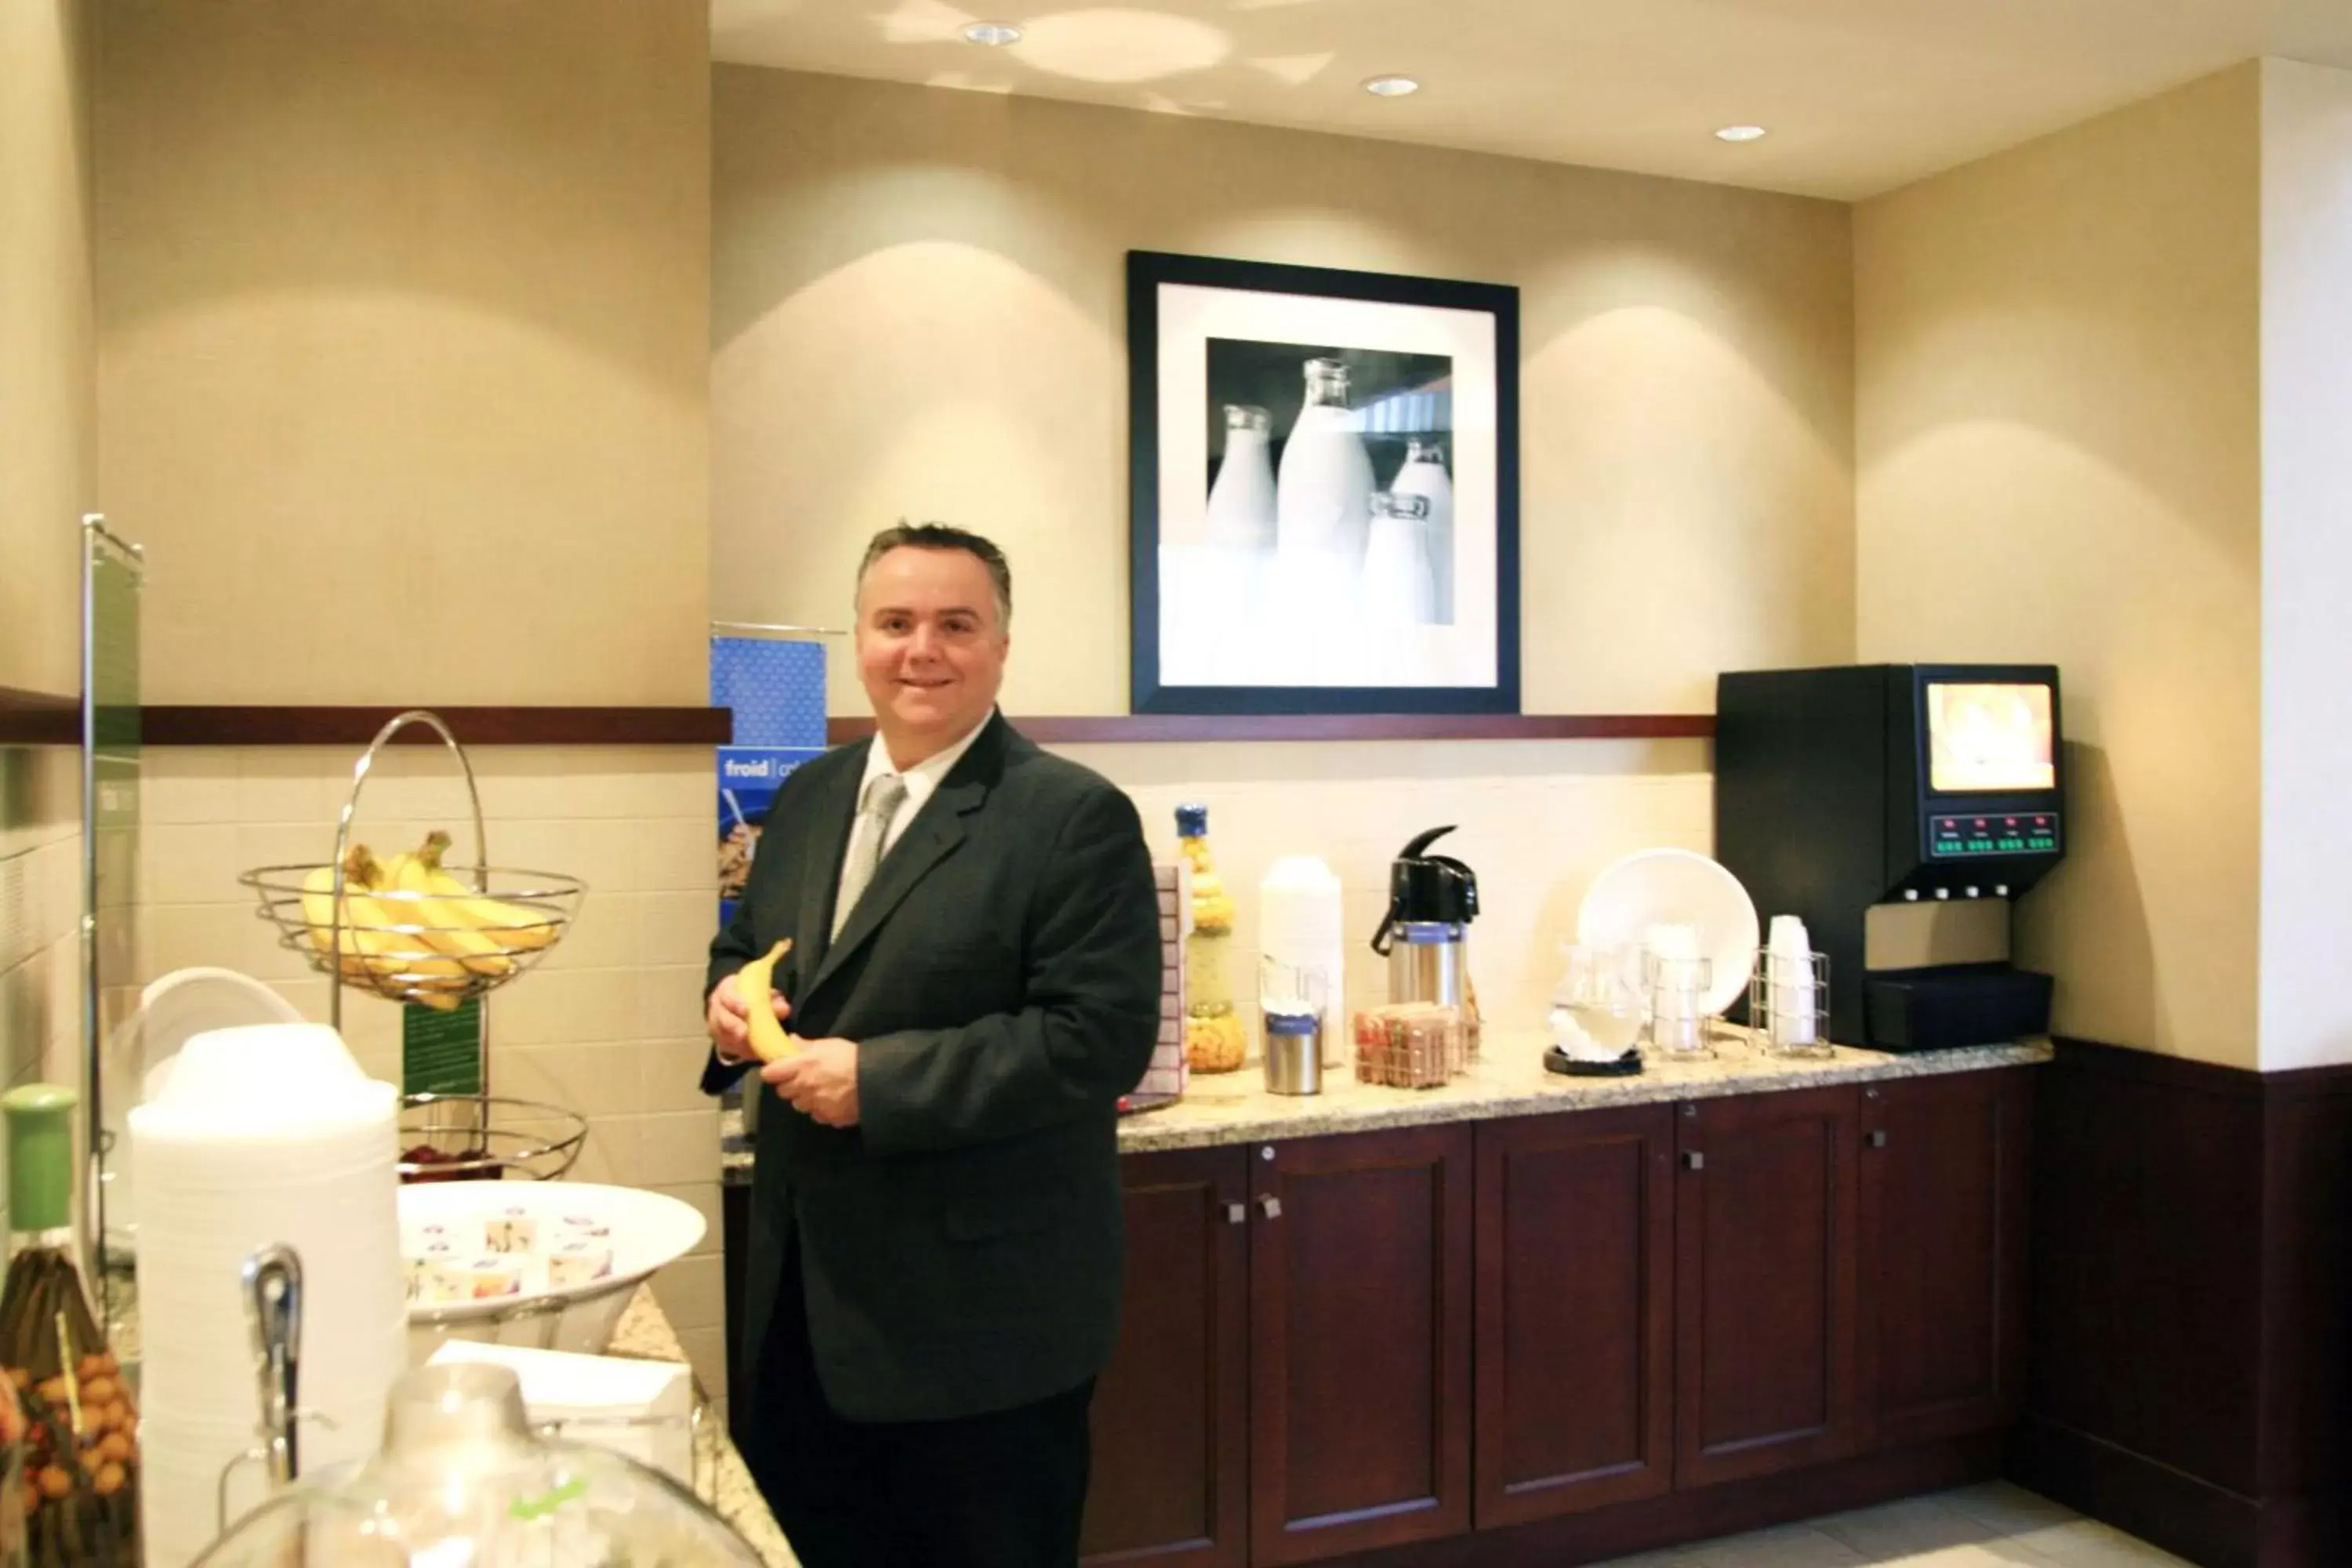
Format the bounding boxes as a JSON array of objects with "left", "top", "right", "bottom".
[{"left": 403, "top": 997, "right": 484, "bottom": 1097}]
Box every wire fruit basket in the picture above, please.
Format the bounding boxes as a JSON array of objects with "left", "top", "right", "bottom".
[{"left": 237, "top": 710, "right": 590, "bottom": 1181}]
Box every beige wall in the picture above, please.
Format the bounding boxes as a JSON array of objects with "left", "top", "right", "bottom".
[
  {"left": 713, "top": 67, "right": 1855, "bottom": 720},
  {"left": 93, "top": 0, "right": 712, "bottom": 706},
  {"left": 1857, "top": 66, "right": 2263, "bottom": 1066},
  {"left": 0, "top": 0, "right": 97, "bottom": 696},
  {"left": 136, "top": 744, "right": 728, "bottom": 1392},
  {"left": 713, "top": 67, "right": 1853, "bottom": 1040},
  {"left": 2258, "top": 58, "right": 2352, "bottom": 1073}
]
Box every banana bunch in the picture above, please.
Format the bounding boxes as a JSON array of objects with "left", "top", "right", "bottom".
[
  {"left": 300, "top": 845, "right": 468, "bottom": 1010},
  {"left": 301, "top": 831, "right": 558, "bottom": 1007},
  {"left": 383, "top": 829, "right": 561, "bottom": 964}
]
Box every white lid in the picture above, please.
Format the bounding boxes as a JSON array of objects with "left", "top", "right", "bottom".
[
  {"left": 1260, "top": 855, "right": 1340, "bottom": 891},
  {"left": 145, "top": 1022, "right": 379, "bottom": 1123}
]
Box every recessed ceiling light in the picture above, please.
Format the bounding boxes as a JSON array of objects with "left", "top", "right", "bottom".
[
  {"left": 962, "top": 20, "right": 1022, "bottom": 46},
  {"left": 1363, "top": 74, "right": 1420, "bottom": 98},
  {"left": 1715, "top": 124, "right": 1769, "bottom": 143}
]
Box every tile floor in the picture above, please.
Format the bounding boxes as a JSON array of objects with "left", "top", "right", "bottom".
[{"left": 1597, "top": 1483, "right": 2190, "bottom": 1566}]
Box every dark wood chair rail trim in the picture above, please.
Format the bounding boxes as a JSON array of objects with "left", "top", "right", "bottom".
[
  {"left": 0, "top": 686, "right": 81, "bottom": 746},
  {"left": 2051, "top": 1035, "right": 2352, "bottom": 1099},
  {"left": 828, "top": 713, "right": 1715, "bottom": 746},
  {"left": 138, "top": 706, "right": 734, "bottom": 746}
]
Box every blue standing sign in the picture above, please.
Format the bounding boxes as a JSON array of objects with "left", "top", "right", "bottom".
[{"left": 713, "top": 635, "right": 829, "bottom": 929}]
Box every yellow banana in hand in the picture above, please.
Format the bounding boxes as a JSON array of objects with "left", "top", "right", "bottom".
[
  {"left": 735, "top": 939, "right": 797, "bottom": 1062},
  {"left": 382, "top": 836, "right": 517, "bottom": 979},
  {"left": 401, "top": 831, "right": 559, "bottom": 953}
]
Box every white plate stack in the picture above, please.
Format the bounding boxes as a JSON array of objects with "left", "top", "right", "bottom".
[
  {"left": 130, "top": 1022, "right": 406, "bottom": 1568},
  {"left": 1258, "top": 857, "right": 1346, "bottom": 1053}
]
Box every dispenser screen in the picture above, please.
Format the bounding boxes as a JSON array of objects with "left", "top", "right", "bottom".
[{"left": 1926, "top": 683, "right": 2056, "bottom": 793}]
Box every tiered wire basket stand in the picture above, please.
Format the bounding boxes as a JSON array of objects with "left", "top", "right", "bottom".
[{"left": 239, "top": 710, "right": 590, "bottom": 1180}]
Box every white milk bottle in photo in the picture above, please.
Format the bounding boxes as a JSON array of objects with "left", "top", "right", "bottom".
[
  {"left": 1392, "top": 436, "right": 1455, "bottom": 622},
  {"left": 1276, "top": 358, "right": 1374, "bottom": 564},
  {"left": 1205, "top": 404, "right": 1277, "bottom": 550},
  {"left": 1361, "top": 491, "right": 1437, "bottom": 625}
]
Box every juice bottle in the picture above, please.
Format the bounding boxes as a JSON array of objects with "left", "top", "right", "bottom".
[{"left": 1175, "top": 805, "right": 1246, "bottom": 1073}]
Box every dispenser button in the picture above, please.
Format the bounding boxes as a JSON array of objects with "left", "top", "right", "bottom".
[
  {"left": 1965, "top": 886, "right": 1980, "bottom": 898},
  {"left": 1904, "top": 889, "right": 1919, "bottom": 902},
  {"left": 1995, "top": 884, "right": 2009, "bottom": 897},
  {"left": 1935, "top": 887, "right": 1951, "bottom": 900}
]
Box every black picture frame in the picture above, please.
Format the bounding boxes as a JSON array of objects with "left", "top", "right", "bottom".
[{"left": 1127, "top": 249, "right": 1521, "bottom": 717}]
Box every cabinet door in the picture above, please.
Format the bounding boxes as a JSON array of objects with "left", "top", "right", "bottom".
[
  {"left": 1474, "top": 1105, "right": 1675, "bottom": 1527},
  {"left": 1250, "top": 1124, "right": 1474, "bottom": 1566},
  {"left": 1675, "top": 1086, "right": 1862, "bottom": 1488},
  {"left": 1081, "top": 1147, "right": 1251, "bottom": 1566},
  {"left": 1858, "top": 1069, "right": 2032, "bottom": 1450}
]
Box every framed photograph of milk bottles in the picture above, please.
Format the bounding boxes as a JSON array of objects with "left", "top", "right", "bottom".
[{"left": 1127, "top": 250, "right": 1521, "bottom": 715}]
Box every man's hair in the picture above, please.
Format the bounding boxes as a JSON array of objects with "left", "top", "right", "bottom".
[{"left": 855, "top": 522, "right": 1013, "bottom": 633}]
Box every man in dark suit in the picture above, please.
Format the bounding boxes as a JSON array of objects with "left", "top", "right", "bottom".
[{"left": 704, "top": 523, "right": 1163, "bottom": 1568}]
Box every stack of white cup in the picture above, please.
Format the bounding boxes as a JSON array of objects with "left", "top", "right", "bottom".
[
  {"left": 1644, "top": 922, "right": 1711, "bottom": 1055},
  {"left": 1258, "top": 857, "right": 1346, "bottom": 1053},
  {"left": 130, "top": 1022, "right": 406, "bottom": 1568},
  {"left": 1766, "top": 914, "right": 1820, "bottom": 1049}
]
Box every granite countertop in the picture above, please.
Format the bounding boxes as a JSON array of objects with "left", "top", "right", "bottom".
[
  {"left": 1116, "top": 1029, "right": 2053, "bottom": 1152},
  {"left": 721, "top": 1030, "right": 2053, "bottom": 1172},
  {"left": 608, "top": 1287, "right": 797, "bottom": 1566}
]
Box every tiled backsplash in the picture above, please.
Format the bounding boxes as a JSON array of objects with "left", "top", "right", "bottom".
[
  {"left": 0, "top": 746, "right": 86, "bottom": 1233},
  {"left": 1061, "top": 738, "right": 1716, "bottom": 1037},
  {"left": 129, "top": 731, "right": 1719, "bottom": 1403},
  {"left": 136, "top": 744, "right": 727, "bottom": 1391}
]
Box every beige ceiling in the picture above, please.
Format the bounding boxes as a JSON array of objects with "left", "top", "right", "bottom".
[{"left": 711, "top": 0, "right": 2352, "bottom": 200}]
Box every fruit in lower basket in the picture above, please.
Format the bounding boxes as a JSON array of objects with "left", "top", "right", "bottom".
[{"left": 401, "top": 1143, "right": 494, "bottom": 1184}]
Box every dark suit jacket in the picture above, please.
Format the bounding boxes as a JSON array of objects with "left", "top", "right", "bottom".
[{"left": 704, "top": 713, "right": 1162, "bottom": 1425}]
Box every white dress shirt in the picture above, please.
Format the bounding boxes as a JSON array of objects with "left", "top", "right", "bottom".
[{"left": 834, "top": 712, "right": 993, "bottom": 918}]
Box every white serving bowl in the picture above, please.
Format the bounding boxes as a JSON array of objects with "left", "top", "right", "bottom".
[{"left": 397, "top": 1181, "right": 705, "bottom": 1365}]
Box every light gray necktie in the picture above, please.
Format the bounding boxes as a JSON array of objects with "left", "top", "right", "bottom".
[{"left": 833, "top": 773, "right": 909, "bottom": 938}]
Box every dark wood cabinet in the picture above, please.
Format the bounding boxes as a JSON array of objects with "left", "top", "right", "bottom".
[
  {"left": 1675, "top": 1085, "right": 1863, "bottom": 1488},
  {"left": 1473, "top": 1105, "right": 1675, "bottom": 1528},
  {"left": 1858, "top": 1069, "right": 2032, "bottom": 1450},
  {"left": 1069, "top": 1067, "right": 2034, "bottom": 1568},
  {"left": 1082, "top": 1147, "right": 1252, "bottom": 1566},
  {"left": 1248, "top": 1124, "right": 1474, "bottom": 1566}
]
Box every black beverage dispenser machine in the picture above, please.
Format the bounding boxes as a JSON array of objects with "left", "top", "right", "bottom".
[{"left": 1715, "top": 664, "right": 2065, "bottom": 1051}]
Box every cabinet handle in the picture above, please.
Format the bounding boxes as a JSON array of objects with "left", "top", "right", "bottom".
[
  {"left": 1258, "top": 1194, "right": 1283, "bottom": 1220},
  {"left": 1867, "top": 1130, "right": 1889, "bottom": 1149},
  {"left": 1225, "top": 1202, "right": 1247, "bottom": 1225},
  {"left": 1682, "top": 1151, "right": 1705, "bottom": 1171}
]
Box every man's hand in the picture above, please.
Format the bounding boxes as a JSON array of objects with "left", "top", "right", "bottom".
[
  {"left": 764, "top": 1038, "right": 861, "bottom": 1127},
  {"left": 709, "top": 978, "right": 790, "bottom": 1065}
]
